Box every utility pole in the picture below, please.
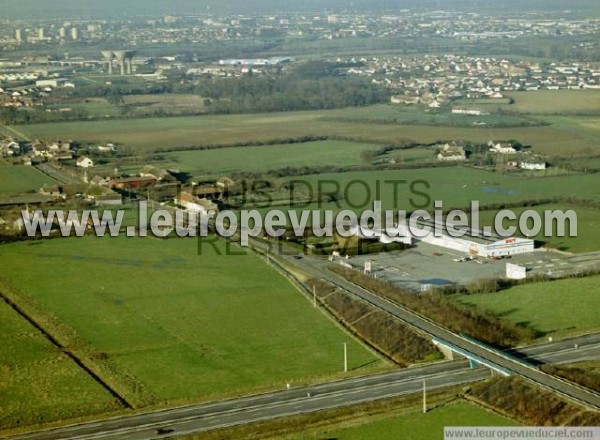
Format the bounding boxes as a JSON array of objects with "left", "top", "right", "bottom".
[
  {"left": 422, "top": 379, "right": 427, "bottom": 414},
  {"left": 313, "top": 284, "right": 316, "bottom": 307},
  {"left": 343, "top": 342, "right": 348, "bottom": 373}
]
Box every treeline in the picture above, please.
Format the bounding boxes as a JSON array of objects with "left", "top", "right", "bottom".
[
  {"left": 436, "top": 195, "right": 600, "bottom": 216},
  {"left": 155, "top": 135, "right": 328, "bottom": 153},
  {"left": 435, "top": 267, "right": 600, "bottom": 296},
  {"left": 195, "top": 75, "right": 391, "bottom": 114},
  {"left": 320, "top": 115, "right": 548, "bottom": 129},
  {"left": 0, "top": 106, "right": 92, "bottom": 125},
  {"left": 541, "top": 365, "right": 600, "bottom": 393},
  {"left": 329, "top": 266, "right": 537, "bottom": 348},
  {"left": 231, "top": 158, "right": 458, "bottom": 181},
  {"left": 309, "top": 278, "right": 438, "bottom": 366},
  {"left": 467, "top": 377, "right": 600, "bottom": 426}
]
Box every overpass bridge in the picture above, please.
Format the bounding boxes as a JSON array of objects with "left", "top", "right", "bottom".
[{"left": 432, "top": 337, "right": 512, "bottom": 376}]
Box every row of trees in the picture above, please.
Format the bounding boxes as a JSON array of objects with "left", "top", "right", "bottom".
[
  {"left": 196, "top": 75, "right": 390, "bottom": 114},
  {"left": 469, "top": 377, "right": 600, "bottom": 426},
  {"left": 310, "top": 278, "right": 437, "bottom": 366}
]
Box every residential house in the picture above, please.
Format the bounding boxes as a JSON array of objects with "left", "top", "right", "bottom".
[
  {"left": 520, "top": 161, "right": 546, "bottom": 170},
  {"left": 216, "top": 177, "right": 235, "bottom": 190},
  {"left": 97, "top": 144, "right": 116, "bottom": 153},
  {"left": 437, "top": 142, "right": 467, "bottom": 162},
  {"left": 39, "top": 184, "right": 62, "bottom": 198},
  {"left": 140, "top": 165, "right": 176, "bottom": 182},
  {"left": 175, "top": 191, "right": 218, "bottom": 214},
  {"left": 90, "top": 175, "right": 109, "bottom": 186},
  {"left": 488, "top": 141, "right": 517, "bottom": 154},
  {"left": 194, "top": 184, "right": 223, "bottom": 200},
  {"left": 76, "top": 156, "right": 94, "bottom": 168},
  {"left": 452, "top": 107, "right": 486, "bottom": 116},
  {"left": 94, "top": 192, "right": 123, "bottom": 206},
  {"left": 110, "top": 176, "right": 157, "bottom": 190}
]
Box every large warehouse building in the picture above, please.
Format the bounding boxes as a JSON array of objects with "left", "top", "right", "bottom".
[
  {"left": 415, "top": 220, "right": 535, "bottom": 257},
  {"left": 419, "top": 233, "right": 534, "bottom": 257},
  {"left": 353, "top": 220, "right": 535, "bottom": 257}
]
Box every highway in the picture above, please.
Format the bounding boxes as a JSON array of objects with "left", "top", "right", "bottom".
[{"left": 5, "top": 333, "right": 600, "bottom": 440}]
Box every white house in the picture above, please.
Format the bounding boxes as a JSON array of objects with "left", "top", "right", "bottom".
[
  {"left": 174, "top": 191, "right": 218, "bottom": 215},
  {"left": 97, "top": 144, "right": 115, "bottom": 153},
  {"left": 488, "top": 140, "right": 516, "bottom": 154},
  {"left": 520, "top": 161, "right": 546, "bottom": 170},
  {"left": 76, "top": 156, "right": 94, "bottom": 168},
  {"left": 452, "top": 108, "right": 486, "bottom": 116},
  {"left": 0, "top": 140, "right": 20, "bottom": 156},
  {"left": 437, "top": 142, "right": 467, "bottom": 162}
]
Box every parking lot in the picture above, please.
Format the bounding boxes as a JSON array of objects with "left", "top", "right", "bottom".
[{"left": 344, "top": 243, "right": 600, "bottom": 292}]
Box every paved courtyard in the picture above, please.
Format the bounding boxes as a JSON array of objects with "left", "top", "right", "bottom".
[{"left": 342, "top": 242, "right": 600, "bottom": 292}]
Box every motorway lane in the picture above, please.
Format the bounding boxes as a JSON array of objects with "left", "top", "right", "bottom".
[
  {"left": 510, "top": 333, "right": 600, "bottom": 365},
  {"left": 5, "top": 334, "right": 600, "bottom": 440},
  {"left": 96, "top": 369, "right": 491, "bottom": 440},
  {"left": 4, "top": 361, "right": 473, "bottom": 440}
]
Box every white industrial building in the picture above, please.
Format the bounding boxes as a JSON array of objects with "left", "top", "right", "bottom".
[
  {"left": 218, "top": 57, "right": 294, "bottom": 66},
  {"left": 419, "top": 233, "right": 534, "bottom": 257},
  {"left": 353, "top": 219, "right": 534, "bottom": 258}
]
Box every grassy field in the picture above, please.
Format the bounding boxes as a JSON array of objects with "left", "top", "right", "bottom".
[
  {"left": 47, "top": 98, "right": 121, "bottom": 118},
  {"left": 46, "top": 94, "right": 206, "bottom": 119},
  {"left": 322, "top": 104, "right": 537, "bottom": 128},
  {"left": 456, "top": 90, "right": 600, "bottom": 115},
  {"left": 122, "top": 94, "right": 206, "bottom": 116},
  {"left": 0, "top": 237, "right": 385, "bottom": 405},
  {"left": 509, "top": 90, "right": 600, "bottom": 114},
  {"left": 478, "top": 204, "right": 600, "bottom": 253},
  {"left": 541, "top": 115, "right": 600, "bottom": 146},
  {"left": 456, "top": 276, "right": 600, "bottom": 339},
  {"left": 0, "top": 163, "right": 56, "bottom": 195},
  {"left": 143, "top": 140, "right": 382, "bottom": 177},
  {"left": 15, "top": 106, "right": 599, "bottom": 156},
  {"left": 0, "top": 298, "right": 121, "bottom": 430},
  {"left": 287, "top": 167, "right": 600, "bottom": 213},
  {"left": 299, "top": 402, "right": 517, "bottom": 440}
]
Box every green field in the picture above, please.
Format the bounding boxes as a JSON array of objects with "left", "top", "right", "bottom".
[
  {"left": 288, "top": 167, "right": 600, "bottom": 213},
  {"left": 300, "top": 402, "right": 517, "bottom": 440},
  {"left": 15, "top": 106, "right": 599, "bottom": 156},
  {"left": 322, "top": 104, "right": 537, "bottom": 128},
  {"left": 0, "top": 237, "right": 385, "bottom": 406},
  {"left": 122, "top": 94, "right": 206, "bottom": 116},
  {"left": 0, "top": 163, "right": 56, "bottom": 195},
  {"left": 478, "top": 204, "right": 600, "bottom": 253},
  {"left": 457, "top": 90, "right": 600, "bottom": 116},
  {"left": 541, "top": 115, "right": 600, "bottom": 145},
  {"left": 456, "top": 276, "right": 600, "bottom": 339},
  {"left": 48, "top": 95, "right": 209, "bottom": 120},
  {"left": 145, "top": 140, "right": 382, "bottom": 177},
  {"left": 509, "top": 90, "right": 600, "bottom": 114},
  {"left": 0, "top": 298, "right": 121, "bottom": 429},
  {"left": 47, "top": 99, "right": 121, "bottom": 118}
]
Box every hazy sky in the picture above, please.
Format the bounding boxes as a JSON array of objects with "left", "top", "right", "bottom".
[{"left": 0, "top": 0, "right": 597, "bottom": 18}]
